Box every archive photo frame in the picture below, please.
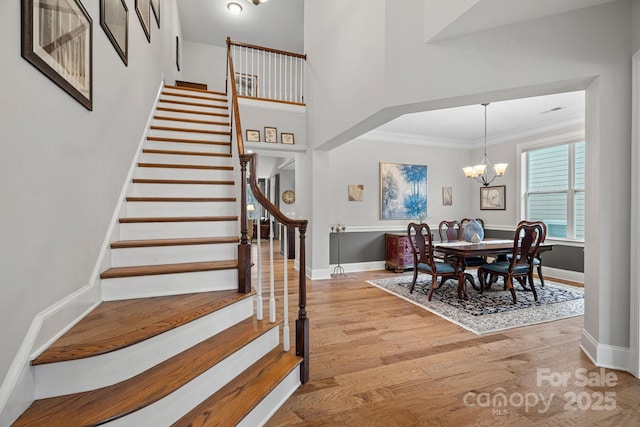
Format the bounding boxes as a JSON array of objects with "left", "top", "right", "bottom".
[{"left": 21, "top": 0, "right": 93, "bottom": 110}]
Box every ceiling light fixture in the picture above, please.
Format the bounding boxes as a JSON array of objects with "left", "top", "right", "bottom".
[
  {"left": 462, "top": 103, "right": 508, "bottom": 186},
  {"left": 248, "top": 0, "right": 269, "bottom": 5},
  {"left": 227, "top": 2, "right": 243, "bottom": 15}
]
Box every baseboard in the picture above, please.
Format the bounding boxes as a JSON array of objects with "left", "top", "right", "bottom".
[
  {"left": 542, "top": 266, "right": 584, "bottom": 283},
  {"left": 580, "top": 329, "right": 630, "bottom": 371},
  {"left": 0, "top": 81, "right": 166, "bottom": 425}
]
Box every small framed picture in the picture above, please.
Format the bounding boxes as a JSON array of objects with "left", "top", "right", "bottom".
[
  {"left": 101, "top": 0, "right": 128, "bottom": 66},
  {"left": 150, "top": 0, "right": 160, "bottom": 28},
  {"left": 246, "top": 129, "right": 260, "bottom": 142},
  {"left": 175, "top": 36, "right": 180, "bottom": 71},
  {"left": 264, "top": 126, "right": 277, "bottom": 143},
  {"left": 480, "top": 185, "right": 506, "bottom": 210},
  {"left": 281, "top": 133, "right": 295, "bottom": 144},
  {"left": 442, "top": 186, "right": 452, "bottom": 206},
  {"left": 135, "top": 0, "right": 150, "bottom": 43}
]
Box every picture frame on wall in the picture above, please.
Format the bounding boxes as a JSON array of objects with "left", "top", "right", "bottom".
[
  {"left": 380, "top": 162, "right": 428, "bottom": 220},
  {"left": 442, "top": 186, "right": 452, "bottom": 206},
  {"left": 100, "top": 0, "right": 128, "bottom": 66},
  {"left": 21, "top": 0, "right": 93, "bottom": 110},
  {"left": 246, "top": 129, "right": 260, "bottom": 142},
  {"left": 480, "top": 185, "right": 506, "bottom": 210},
  {"left": 234, "top": 73, "right": 258, "bottom": 97},
  {"left": 135, "top": 0, "right": 150, "bottom": 42},
  {"left": 150, "top": 0, "right": 160, "bottom": 28},
  {"left": 264, "top": 126, "right": 277, "bottom": 143},
  {"left": 175, "top": 36, "right": 180, "bottom": 71},
  {"left": 281, "top": 133, "right": 294, "bottom": 144}
]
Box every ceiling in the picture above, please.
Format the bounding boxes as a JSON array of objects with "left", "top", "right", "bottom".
[
  {"left": 176, "top": 1, "right": 586, "bottom": 151},
  {"left": 177, "top": 0, "right": 304, "bottom": 53},
  {"left": 361, "top": 90, "right": 585, "bottom": 149}
]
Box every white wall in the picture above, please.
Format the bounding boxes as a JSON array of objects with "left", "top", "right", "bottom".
[
  {"left": 304, "top": 0, "right": 634, "bottom": 370},
  {"left": 181, "top": 40, "right": 227, "bottom": 92},
  {"left": 0, "top": 0, "right": 182, "bottom": 421},
  {"left": 328, "top": 138, "right": 473, "bottom": 228}
]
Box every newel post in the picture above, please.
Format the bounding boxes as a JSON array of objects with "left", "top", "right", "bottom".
[
  {"left": 296, "top": 222, "right": 309, "bottom": 383},
  {"left": 237, "top": 156, "right": 251, "bottom": 294}
]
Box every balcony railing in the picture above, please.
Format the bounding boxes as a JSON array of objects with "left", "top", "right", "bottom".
[{"left": 227, "top": 37, "right": 306, "bottom": 105}]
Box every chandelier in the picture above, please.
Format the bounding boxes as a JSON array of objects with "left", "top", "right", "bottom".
[{"left": 462, "top": 103, "right": 508, "bottom": 186}]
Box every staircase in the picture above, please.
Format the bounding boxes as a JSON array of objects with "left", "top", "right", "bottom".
[{"left": 12, "top": 85, "right": 302, "bottom": 426}]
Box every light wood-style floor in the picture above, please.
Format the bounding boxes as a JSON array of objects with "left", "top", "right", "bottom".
[{"left": 254, "top": 243, "right": 640, "bottom": 426}]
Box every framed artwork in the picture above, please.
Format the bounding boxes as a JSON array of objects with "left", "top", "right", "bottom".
[
  {"left": 281, "top": 133, "right": 294, "bottom": 144},
  {"left": 442, "top": 186, "right": 452, "bottom": 206},
  {"left": 264, "top": 126, "right": 277, "bottom": 143},
  {"left": 100, "top": 0, "right": 128, "bottom": 66},
  {"left": 380, "top": 162, "right": 427, "bottom": 220},
  {"left": 235, "top": 73, "right": 257, "bottom": 97},
  {"left": 480, "top": 185, "right": 506, "bottom": 210},
  {"left": 246, "top": 129, "right": 260, "bottom": 142},
  {"left": 150, "top": 0, "right": 160, "bottom": 28},
  {"left": 175, "top": 36, "right": 180, "bottom": 71},
  {"left": 21, "top": 0, "right": 93, "bottom": 110},
  {"left": 135, "top": 0, "right": 150, "bottom": 42},
  {"left": 348, "top": 184, "right": 364, "bottom": 202}
]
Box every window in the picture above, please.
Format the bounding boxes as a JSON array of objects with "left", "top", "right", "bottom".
[{"left": 522, "top": 141, "right": 585, "bottom": 240}]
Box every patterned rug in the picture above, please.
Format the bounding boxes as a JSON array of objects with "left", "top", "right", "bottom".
[{"left": 366, "top": 273, "right": 584, "bottom": 334}]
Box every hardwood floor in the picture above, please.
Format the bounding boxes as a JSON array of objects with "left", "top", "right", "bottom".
[{"left": 255, "top": 243, "right": 640, "bottom": 426}]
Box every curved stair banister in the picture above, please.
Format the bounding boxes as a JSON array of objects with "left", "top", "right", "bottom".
[{"left": 227, "top": 37, "right": 310, "bottom": 384}]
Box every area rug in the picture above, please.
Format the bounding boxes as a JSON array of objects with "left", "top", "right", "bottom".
[{"left": 366, "top": 273, "right": 584, "bottom": 334}]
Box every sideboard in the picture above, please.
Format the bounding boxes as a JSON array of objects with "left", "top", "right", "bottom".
[{"left": 385, "top": 233, "right": 415, "bottom": 273}]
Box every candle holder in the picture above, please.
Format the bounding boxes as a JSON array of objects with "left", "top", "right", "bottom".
[{"left": 330, "top": 223, "right": 347, "bottom": 278}]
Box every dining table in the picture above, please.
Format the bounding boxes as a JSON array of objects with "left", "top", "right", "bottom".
[{"left": 434, "top": 238, "right": 554, "bottom": 291}]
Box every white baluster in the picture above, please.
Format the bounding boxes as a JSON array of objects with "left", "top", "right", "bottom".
[
  {"left": 269, "top": 216, "right": 276, "bottom": 323},
  {"left": 282, "top": 224, "right": 290, "bottom": 351},
  {"left": 256, "top": 219, "right": 263, "bottom": 320}
]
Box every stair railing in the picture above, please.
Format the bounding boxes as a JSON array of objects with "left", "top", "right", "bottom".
[
  {"left": 227, "top": 39, "right": 310, "bottom": 384},
  {"left": 227, "top": 38, "right": 306, "bottom": 105}
]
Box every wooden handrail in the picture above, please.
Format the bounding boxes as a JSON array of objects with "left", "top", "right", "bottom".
[
  {"left": 228, "top": 39, "right": 307, "bottom": 60},
  {"left": 226, "top": 39, "right": 310, "bottom": 384},
  {"left": 226, "top": 37, "right": 245, "bottom": 156}
]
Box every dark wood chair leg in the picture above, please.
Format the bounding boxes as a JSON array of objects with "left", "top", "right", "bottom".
[
  {"left": 409, "top": 268, "right": 419, "bottom": 293},
  {"left": 427, "top": 274, "right": 438, "bottom": 301},
  {"left": 506, "top": 277, "right": 517, "bottom": 304},
  {"left": 537, "top": 264, "right": 545, "bottom": 287},
  {"left": 478, "top": 268, "right": 486, "bottom": 294},
  {"left": 529, "top": 272, "right": 538, "bottom": 301}
]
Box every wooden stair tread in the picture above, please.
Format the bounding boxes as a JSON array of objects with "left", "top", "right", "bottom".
[
  {"left": 119, "top": 215, "right": 238, "bottom": 223},
  {"left": 132, "top": 178, "right": 234, "bottom": 185},
  {"left": 173, "top": 349, "right": 302, "bottom": 427},
  {"left": 164, "top": 84, "right": 226, "bottom": 96},
  {"left": 146, "top": 136, "right": 231, "bottom": 146},
  {"left": 156, "top": 106, "right": 229, "bottom": 118},
  {"left": 125, "top": 196, "right": 236, "bottom": 202},
  {"left": 150, "top": 125, "right": 231, "bottom": 136},
  {"left": 142, "top": 148, "right": 232, "bottom": 157},
  {"left": 100, "top": 260, "right": 237, "bottom": 279},
  {"left": 15, "top": 318, "right": 277, "bottom": 426},
  {"left": 161, "top": 90, "right": 227, "bottom": 103},
  {"left": 137, "top": 162, "right": 233, "bottom": 171},
  {"left": 32, "top": 290, "right": 252, "bottom": 365},
  {"left": 159, "top": 99, "right": 229, "bottom": 109},
  {"left": 111, "top": 236, "right": 239, "bottom": 249},
  {"left": 153, "top": 115, "right": 228, "bottom": 126}
]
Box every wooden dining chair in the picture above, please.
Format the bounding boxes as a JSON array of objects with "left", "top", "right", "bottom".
[
  {"left": 506, "top": 220, "right": 548, "bottom": 287},
  {"left": 407, "top": 223, "right": 466, "bottom": 300},
  {"left": 477, "top": 221, "right": 545, "bottom": 304},
  {"left": 438, "top": 220, "right": 461, "bottom": 242}
]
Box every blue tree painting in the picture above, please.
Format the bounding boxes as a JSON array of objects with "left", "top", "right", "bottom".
[{"left": 380, "top": 162, "right": 428, "bottom": 220}]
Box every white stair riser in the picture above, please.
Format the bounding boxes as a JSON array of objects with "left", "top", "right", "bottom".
[
  {"left": 146, "top": 130, "right": 230, "bottom": 142},
  {"left": 157, "top": 100, "right": 228, "bottom": 114},
  {"left": 139, "top": 153, "right": 232, "bottom": 166},
  {"left": 154, "top": 110, "right": 229, "bottom": 122},
  {"left": 134, "top": 167, "right": 234, "bottom": 181},
  {"left": 125, "top": 201, "right": 236, "bottom": 217},
  {"left": 160, "top": 92, "right": 227, "bottom": 106},
  {"left": 106, "top": 327, "right": 280, "bottom": 427},
  {"left": 120, "top": 221, "right": 238, "bottom": 240},
  {"left": 129, "top": 183, "right": 235, "bottom": 198},
  {"left": 34, "top": 298, "right": 254, "bottom": 398},
  {"left": 102, "top": 268, "right": 238, "bottom": 300},
  {"left": 144, "top": 141, "right": 231, "bottom": 154},
  {"left": 151, "top": 119, "right": 230, "bottom": 133},
  {"left": 239, "top": 367, "right": 301, "bottom": 427},
  {"left": 111, "top": 243, "right": 238, "bottom": 267}
]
